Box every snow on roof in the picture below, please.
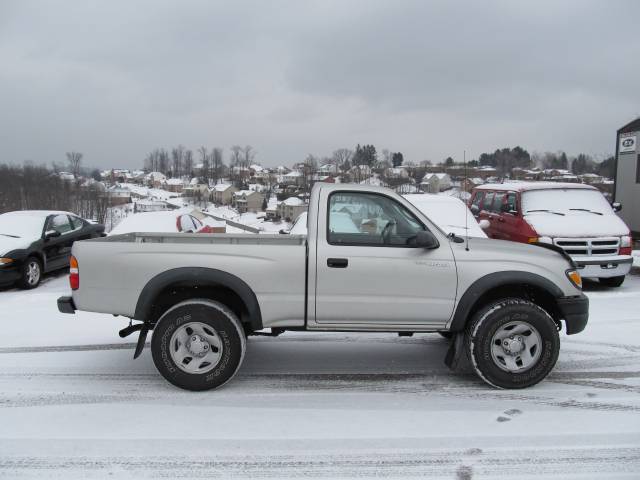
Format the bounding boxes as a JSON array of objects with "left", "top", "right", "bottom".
[
  {"left": 1, "top": 210, "right": 74, "bottom": 218},
  {"left": 285, "top": 171, "right": 302, "bottom": 177},
  {"left": 213, "top": 183, "right": 234, "bottom": 192},
  {"left": 165, "top": 178, "right": 184, "bottom": 185},
  {"left": 422, "top": 173, "right": 449, "bottom": 181},
  {"left": 474, "top": 181, "right": 595, "bottom": 192},
  {"left": 282, "top": 197, "right": 304, "bottom": 206}
]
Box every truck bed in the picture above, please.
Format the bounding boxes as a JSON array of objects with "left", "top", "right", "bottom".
[{"left": 71, "top": 233, "right": 307, "bottom": 327}]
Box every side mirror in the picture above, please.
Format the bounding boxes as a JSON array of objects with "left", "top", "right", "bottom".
[
  {"left": 470, "top": 205, "right": 480, "bottom": 216},
  {"left": 279, "top": 229, "right": 290, "bottom": 235},
  {"left": 612, "top": 202, "right": 622, "bottom": 212},
  {"left": 478, "top": 219, "right": 490, "bottom": 230},
  {"left": 44, "top": 230, "right": 61, "bottom": 240},
  {"left": 412, "top": 230, "right": 439, "bottom": 249}
]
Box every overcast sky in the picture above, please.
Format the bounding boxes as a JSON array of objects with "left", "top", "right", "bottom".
[{"left": 1, "top": 0, "right": 639, "bottom": 169}]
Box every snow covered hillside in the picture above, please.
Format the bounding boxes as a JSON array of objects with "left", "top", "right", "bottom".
[{"left": 1, "top": 270, "right": 640, "bottom": 478}]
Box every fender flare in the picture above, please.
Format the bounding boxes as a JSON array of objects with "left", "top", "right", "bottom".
[
  {"left": 448, "top": 271, "right": 563, "bottom": 332},
  {"left": 134, "top": 267, "right": 263, "bottom": 330}
]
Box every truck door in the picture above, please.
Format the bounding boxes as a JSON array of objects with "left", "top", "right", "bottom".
[{"left": 312, "top": 190, "right": 457, "bottom": 328}]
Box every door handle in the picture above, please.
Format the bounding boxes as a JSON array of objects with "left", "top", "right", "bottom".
[
  {"left": 498, "top": 217, "right": 505, "bottom": 222},
  {"left": 327, "top": 258, "right": 348, "bottom": 268}
]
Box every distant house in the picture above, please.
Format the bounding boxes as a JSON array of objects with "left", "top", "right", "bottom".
[
  {"left": 163, "top": 178, "right": 185, "bottom": 193},
  {"left": 104, "top": 187, "right": 132, "bottom": 206},
  {"left": 385, "top": 167, "right": 409, "bottom": 178},
  {"left": 277, "top": 196, "right": 307, "bottom": 221},
  {"left": 211, "top": 184, "right": 238, "bottom": 205},
  {"left": 579, "top": 173, "right": 603, "bottom": 184},
  {"left": 461, "top": 177, "right": 485, "bottom": 192},
  {"left": 145, "top": 172, "right": 166, "bottom": 188},
  {"left": 281, "top": 170, "right": 303, "bottom": 186},
  {"left": 420, "top": 173, "right": 452, "bottom": 193},
  {"left": 233, "top": 190, "right": 265, "bottom": 213}
]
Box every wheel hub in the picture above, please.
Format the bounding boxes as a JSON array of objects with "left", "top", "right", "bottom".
[
  {"left": 502, "top": 336, "right": 524, "bottom": 355},
  {"left": 186, "top": 335, "right": 210, "bottom": 357}
]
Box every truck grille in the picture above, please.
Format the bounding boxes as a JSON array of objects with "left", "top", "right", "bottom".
[{"left": 553, "top": 237, "right": 619, "bottom": 256}]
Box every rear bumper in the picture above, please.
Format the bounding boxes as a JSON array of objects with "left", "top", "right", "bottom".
[
  {"left": 573, "top": 255, "right": 633, "bottom": 279},
  {"left": 57, "top": 296, "right": 76, "bottom": 314},
  {"left": 557, "top": 294, "right": 589, "bottom": 335}
]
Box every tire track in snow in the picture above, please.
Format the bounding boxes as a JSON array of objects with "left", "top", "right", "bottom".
[{"left": 1, "top": 446, "right": 639, "bottom": 478}]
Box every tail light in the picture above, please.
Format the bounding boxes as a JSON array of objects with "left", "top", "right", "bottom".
[
  {"left": 69, "top": 255, "right": 79, "bottom": 290},
  {"left": 620, "top": 235, "right": 632, "bottom": 256}
]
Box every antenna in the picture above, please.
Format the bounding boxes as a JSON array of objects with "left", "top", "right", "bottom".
[{"left": 464, "top": 150, "right": 470, "bottom": 251}]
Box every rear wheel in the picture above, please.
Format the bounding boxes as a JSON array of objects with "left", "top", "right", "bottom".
[
  {"left": 18, "top": 257, "right": 41, "bottom": 289},
  {"left": 599, "top": 276, "right": 625, "bottom": 288},
  {"left": 151, "top": 299, "right": 246, "bottom": 391},
  {"left": 467, "top": 298, "right": 559, "bottom": 389}
]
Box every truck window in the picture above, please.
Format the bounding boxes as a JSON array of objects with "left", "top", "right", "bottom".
[
  {"left": 491, "top": 192, "right": 506, "bottom": 213},
  {"left": 471, "top": 192, "right": 484, "bottom": 209},
  {"left": 327, "top": 192, "right": 425, "bottom": 246},
  {"left": 481, "top": 192, "right": 494, "bottom": 211},
  {"left": 505, "top": 193, "right": 517, "bottom": 213}
]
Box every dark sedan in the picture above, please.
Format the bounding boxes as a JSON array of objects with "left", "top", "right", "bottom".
[{"left": 0, "top": 210, "right": 105, "bottom": 289}]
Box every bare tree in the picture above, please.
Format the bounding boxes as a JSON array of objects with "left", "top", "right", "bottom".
[
  {"left": 198, "top": 146, "right": 209, "bottom": 183},
  {"left": 229, "top": 145, "right": 243, "bottom": 187},
  {"left": 184, "top": 149, "right": 194, "bottom": 177},
  {"left": 171, "top": 145, "right": 185, "bottom": 178},
  {"left": 66, "top": 152, "right": 83, "bottom": 178},
  {"left": 211, "top": 147, "right": 224, "bottom": 185},
  {"left": 332, "top": 148, "right": 353, "bottom": 174}
]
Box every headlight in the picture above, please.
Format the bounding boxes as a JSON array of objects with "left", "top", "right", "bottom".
[
  {"left": 0, "top": 258, "right": 14, "bottom": 266},
  {"left": 621, "top": 235, "right": 631, "bottom": 248},
  {"left": 566, "top": 269, "right": 582, "bottom": 289},
  {"left": 538, "top": 236, "right": 553, "bottom": 244}
]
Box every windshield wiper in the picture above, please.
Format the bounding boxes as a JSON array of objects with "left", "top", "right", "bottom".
[
  {"left": 525, "top": 209, "right": 565, "bottom": 216},
  {"left": 0, "top": 233, "right": 20, "bottom": 238},
  {"left": 569, "top": 208, "right": 603, "bottom": 216}
]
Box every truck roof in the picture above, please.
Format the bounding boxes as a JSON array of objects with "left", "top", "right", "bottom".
[{"left": 474, "top": 182, "right": 597, "bottom": 193}]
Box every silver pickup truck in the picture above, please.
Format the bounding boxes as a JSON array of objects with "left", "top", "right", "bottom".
[{"left": 58, "top": 183, "right": 588, "bottom": 391}]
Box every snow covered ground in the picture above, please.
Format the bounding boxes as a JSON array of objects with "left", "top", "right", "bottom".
[{"left": 1, "top": 271, "right": 640, "bottom": 478}]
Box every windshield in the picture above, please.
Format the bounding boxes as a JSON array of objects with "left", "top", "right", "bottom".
[
  {"left": 522, "top": 189, "right": 612, "bottom": 215},
  {"left": 0, "top": 214, "right": 46, "bottom": 238}
]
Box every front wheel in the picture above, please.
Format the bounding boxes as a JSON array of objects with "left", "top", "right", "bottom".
[
  {"left": 467, "top": 298, "right": 559, "bottom": 389},
  {"left": 151, "top": 299, "right": 246, "bottom": 391},
  {"left": 599, "top": 276, "right": 625, "bottom": 288},
  {"left": 18, "top": 257, "right": 42, "bottom": 289}
]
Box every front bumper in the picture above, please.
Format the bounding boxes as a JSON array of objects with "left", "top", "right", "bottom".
[
  {"left": 557, "top": 294, "right": 589, "bottom": 335},
  {"left": 0, "top": 265, "right": 21, "bottom": 287},
  {"left": 57, "top": 296, "right": 76, "bottom": 314},
  {"left": 573, "top": 255, "right": 633, "bottom": 279}
]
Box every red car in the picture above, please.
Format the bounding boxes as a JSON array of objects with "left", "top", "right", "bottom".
[{"left": 469, "top": 182, "right": 633, "bottom": 287}]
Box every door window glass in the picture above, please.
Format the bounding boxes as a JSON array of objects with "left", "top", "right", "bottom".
[
  {"left": 68, "top": 215, "right": 84, "bottom": 230},
  {"left": 49, "top": 214, "right": 72, "bottom": 234},
  {"left": 327, "top": 192, "right": 425, "bottom": 246},
  {"left": 505, "top": 193, "right": 517, "bottom": 213},
  {"left": 471, "top": 192, "right": 484, "bottom": 209},
  {"left": 492, "top": 192, "right": 506, "bottom": 212},
  {"left": 481, "top": 192, "right": 494, "bottom": 211}
]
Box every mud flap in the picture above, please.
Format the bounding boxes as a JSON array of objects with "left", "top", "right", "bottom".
[
  {"left": 444, "top": 332, "right": 472, "bottom": 373},
  {"left": 133, "top": 325, "right": 149, "bottom": 359}
]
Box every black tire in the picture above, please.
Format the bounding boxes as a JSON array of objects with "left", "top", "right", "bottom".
[
  {"left": 599, "top": 276, "right": 625, "bottom": 288},
  {"left": 467, "top": 298, "right": 560, "bottom": 389},
  {"left": 438, "top": 332, "right": 453, "bottom": 339},
  {"left": 18, "top": 256, "right": 42, "bottom": 289},
  {"left": 151, "top": 299, "right": 246, "bottom": 391}
]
